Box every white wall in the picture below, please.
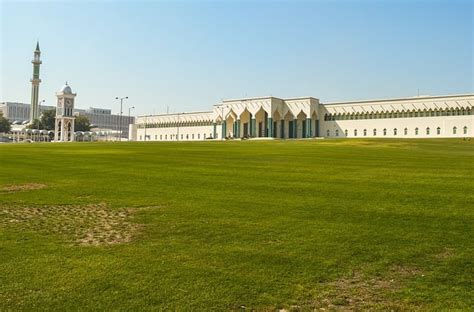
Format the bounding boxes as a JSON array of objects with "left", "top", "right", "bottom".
[
  {"left": 136, "top": 125, "right": 215, "bottom": 141},
  {"left": 320, "top": 115, "right": 473, "bottom": 138}
]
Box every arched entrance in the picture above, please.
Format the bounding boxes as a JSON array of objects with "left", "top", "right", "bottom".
[
  {"left": 272, "top": 111, "right": 282, "bottom": 138},
  {"left": 239, "top": 109, "right": 252, "bottom": 138},
  {"left": 224, "top": 111, "right": 237, "bottom": 138},
  {"left": 255, "top": 108, "right": 268, "bottom": 138},
  {"left": 283, "top": 111, "right": 295, "bottom": 139},
  {"left": 296, "top": 111, "right": 307, "bottom": 138}
]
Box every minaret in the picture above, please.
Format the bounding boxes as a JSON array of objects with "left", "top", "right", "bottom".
[{"left": 30, "top": 41, "right": 42, "bottom": 123}]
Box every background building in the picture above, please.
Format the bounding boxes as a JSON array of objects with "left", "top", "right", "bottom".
[
  {"left": 131, "top": 93, "right": 473, "bottom": 141},
  {"left": 0, "top": 102, "right": 54, "bottom": 125},
  {"left": 0, "top": 101, "right": 134, "bottom": 138}
]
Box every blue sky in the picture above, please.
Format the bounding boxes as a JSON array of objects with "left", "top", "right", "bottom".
[{"left": 1, "top": 0, "right": 472, "bottom": 115}]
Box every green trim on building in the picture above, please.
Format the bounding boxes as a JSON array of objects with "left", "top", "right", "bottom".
[
  {"left": 302, "top": 119, "right": 307, "bottom": 138},
  {"left": 236, "top": 119, "right": 240, "bottom": 138},
  {"left": 267, "top": 117, "right": 273, "bottom": 137},
  {"left": 250, "top": 118, "right": 256, "bottom": 137},
  {"left": 306, "top": 118, "right": 312, "bottom": 138},
  {"left": 280, "top": 120, "right": 285, "bottom": 138},
  {"left": 213, "top": 123, "right": 217, "bottom": 139},
  {"left": 293, "top": 119, "right": 298, "bottom": 138},
  {"left": 222, "top": 122, "right": 227, "bottom": 139}
]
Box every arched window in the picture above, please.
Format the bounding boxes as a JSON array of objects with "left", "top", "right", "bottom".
[
  {"left": 426, "top": 127, "right": 430, "bottom": 135},
  {"left": 436, "top": 127, "right": 441, "bottom": 135},
  {"left": 415, "top": 128, "right": 419, "bottom": 135},
  {"left": 404, "top": 128, "right": 408, "bottom": 135},
  {"left": 453, "top": 127, "right": 457, "bottom": 134},
  {"left": 363, "top": 129, "right": 367, "bottom": 136},
  {"left": 327, "top": 129, "right": 330, "bottom": 137},
  {"left": 165, "top": 134, "right": 167, "bottom": 140},
  {"left": 464, "top": 126, "right": 468, "bottom": 134},
  {"left": 354, "top": 129, "right": 358, "bottom": 136},
  {"left": 335, "top": 129, "right": 339, "bottom": 137},
  {"left": 344, "top": 129, "right": 348, "bottom": 136},
  {"left": 373, "top": 128, "right": 377, "bottom": 136},
  {"left": 383, "top": 128, "right": 387, "bottom": 136},
  {"left": 393, "top": 128, "right": 397, "bottom": 135}
]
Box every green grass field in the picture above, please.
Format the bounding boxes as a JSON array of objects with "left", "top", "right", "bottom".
[{"left": 0, "top": 139, "right": 473, "bottom": 310}]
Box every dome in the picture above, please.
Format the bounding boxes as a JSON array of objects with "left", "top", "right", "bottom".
[{"left": 60, "top": 83, "right": 72, "bottom": 94}]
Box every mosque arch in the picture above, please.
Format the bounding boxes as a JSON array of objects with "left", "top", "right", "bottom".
[{"left": 283, "top": 111, "right": 295, "bottom": 139}]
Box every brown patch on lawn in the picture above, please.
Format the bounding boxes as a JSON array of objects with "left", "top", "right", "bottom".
[
  {"left": 310, "top": 265, "right": 423, "bottom": 310},
  {"left": 0, "top": 183, "right": 46, "bottom": 193},
  {"left": 435, "top": 247, "right": 455, "bottom": 260},
  {"left": 0, "top": 203, "right": 140, "bottom": 246}
]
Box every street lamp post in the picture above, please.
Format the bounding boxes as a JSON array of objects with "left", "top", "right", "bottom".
[
  {"left": 115, "top": 96, "right": 128, "bottom": 141},
  {"left": 128, "top": 106, "right": 135, "bottom": 141},
  {"left": 37, "top": 99, "right": 45, "bottom": 141}
]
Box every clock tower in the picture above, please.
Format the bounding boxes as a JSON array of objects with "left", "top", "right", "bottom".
[{"left": 54, "top": 82, "right": 76, "bottom": 142}]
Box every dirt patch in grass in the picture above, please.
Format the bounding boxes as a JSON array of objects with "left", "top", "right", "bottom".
[
  {"left": 435, "top": 247, "right": 455, "bottom": 260},
  {"left": 0, "top": 203, "right": 140, "bottom": 246},
  {"left": 308, "top": 265, "right": 423, "bottom": 310},
  {"left": 0, "top": 183, "right": 47, "bottom": 193}
]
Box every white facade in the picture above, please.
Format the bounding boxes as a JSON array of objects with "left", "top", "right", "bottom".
[
  {"left": 134, "top": 111, "right": 214, "bottom": 141},
  {"left": 132, "top": 94, "right": 473, "bottom": 141},
  {"left": 320, "top": 94, "right": 473, "bottom": 138}
]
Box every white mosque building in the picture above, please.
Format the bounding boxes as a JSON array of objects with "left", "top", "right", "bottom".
[{"left": 130, "top": 93, "right": 473, "bottom": 141}]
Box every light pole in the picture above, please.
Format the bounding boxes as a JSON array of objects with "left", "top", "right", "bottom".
[
  {"left": 37, "top": 99, "right": 45, "bottom": 141},
  {"left": 128, "top": 106, "right": 135, "bottom": 141},
  {"left": 115, "top": 96, "right": 128, "bottom": 141}
]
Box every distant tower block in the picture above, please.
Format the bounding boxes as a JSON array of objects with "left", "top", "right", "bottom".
[
  {"left": 54, "top": 82, "right": 76, "bottom": 142},
  {"left": 30, "top": 41, "right": 42, "bottom": 122}
]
